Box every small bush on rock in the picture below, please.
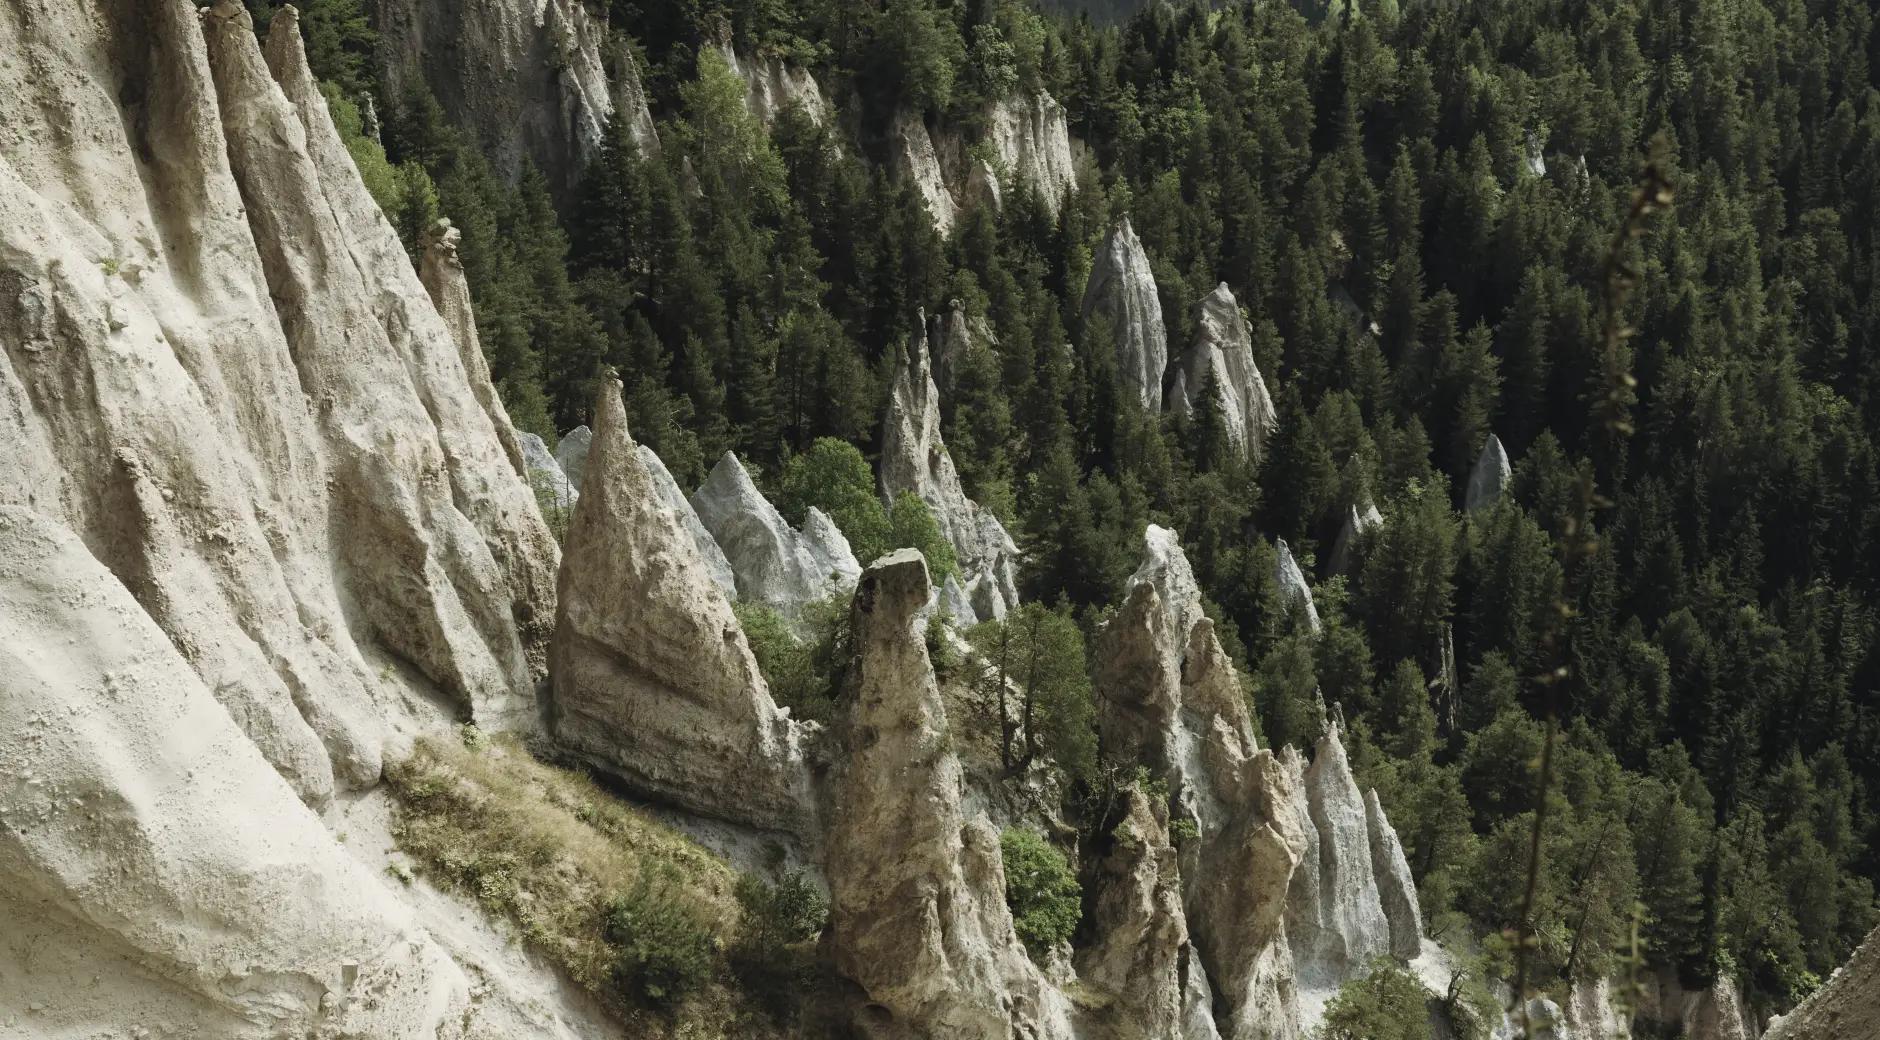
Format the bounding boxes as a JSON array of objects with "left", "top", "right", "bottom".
[
  {"left": 999, "top": 828, "right": 1081, "bottom": 960},
  {"left": 604, "top": 867, "right": 716, "bottom": 1007}
]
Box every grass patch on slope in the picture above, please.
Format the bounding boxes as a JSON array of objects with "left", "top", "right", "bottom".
[{"left": 384, "top": 732, "right": 821, "bottom": 1034}]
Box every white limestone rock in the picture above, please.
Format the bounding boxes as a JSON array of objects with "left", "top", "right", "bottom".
[
  {"left": 714, "top": 42, "right": 830, "bottom": 129},
  {"left": 1327, "top": 500, "right": 1383, "bottom": 577},
  {"left": 213, "top": 4, "right": 560, "bottom": 731},
  {"left": 1364, "top": 789, "right": 1424, "bottom": 960},
  {"left": 692, "top": 450, "right": 860, "bottom": 618},
  {"left": 1287, "top": 725, "right": 1392, "bottom": 987},
  {"left": 982, "top": 90, "right": 1078, "bottom": 214},
  {"left": 1098, "top": 526, "right": 1310, "bottom": 1040},
  {"left": 637, "top": 443, "right": 736, "bottom": 599},
  {"left": 421, "top": 218, "right": 527, "bottom": 478},
  {"left": 1466, "top": 433, "right": 1513, "bottom": 512},
  {"left": 556, "top": 424, "right": 593, "bottom": 489},
  {"left": 1274, "top": 539, "right": 1323, "bottom": 634},
  {"left": 1524, "top": 130, "right": 1548, "bottom": 177},
  {"left": 1173, "top": 283, "right": 1278, "bottom": 460},
  {"left": 1084, "top": 218, "right": 1170, "bottom": 411},
  {"left": 935, "top": 297, "right": 998, "bottom": 394},
  {"left": 550, "top": 377, "right": 814, "bottom": 831},
  {"left": 825, "top": 550, "right": 1075, "bottom": 1039},
  {"left": 370, "top": 0, "right": 613, "bottom": 196},
  {"left": 520, "top": 432, "right": 579, "bottom": 510},
  {"left": 881, "top": 315, "right": 1023, "bottom": 623},
  {"left": 607, "top": 39, "right": 662, "bottom": 159},
  {"left": 0, "top": 506, "right": 470, "bottom": 1036},
  {"left": 893, "top": 109, "right": 961, "bottom": 234}
]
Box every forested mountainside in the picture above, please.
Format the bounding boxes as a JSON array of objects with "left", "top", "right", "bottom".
[
  {"left": 4, "top": 0, "right": 1880, "bottom": 1036},
  {"left": 277, "top": 0, "right": 1880, "bottom": 1020}
]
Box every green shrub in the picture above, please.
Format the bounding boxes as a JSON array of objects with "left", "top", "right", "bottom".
[
  {"left": 778, "top": 439, "right": 892, "bottom": 563},
  {"left": 733, "top": 596, "right": 848, "bottom": 723},
  {"left": 888, "top": 491, "right": 959, "bottom": 582},
  {"left": 1317, "top": 961, "right": 1433, "bottom": 1040},
  {"left": 999, "top": 828, "right": 1081, "bottom": 959},
  {"left": 731, "top": 871, "right": 829, "bottom": 1021},
  {"left": 603, "top": 867, "right": 716, "bottom": 1007}
]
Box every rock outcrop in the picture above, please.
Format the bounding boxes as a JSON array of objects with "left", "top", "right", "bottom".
[
  {"left": 638, "top": 444, "right": 737, "bottom": 599},
  {"left": 0, "top": 506, "right": 471, "bottom": 1036},
  {"left": 1364, "top": 790, "right": 1424, "bottom": 960},
  {"left": 521, "top": 432, "right": 579, "bottom": 510},
  {"left": 1765, "top": 922, "right": 1880, "bottom": 1040},
  {"left": 893, "top": 109, "right": 962, "bottom": 233},
  {"left": 825, "top": 550, "right": 1074, "bottom": 1039},
  {"left": 1084, "top": 218, "right": 1169, "bottom": 411},
  {"left": 692, "top": 451, "right": 861, "bottom": 617},
  {"left": 1466, "top": 433, "right": 1513, "bottom": 513},
  {"left": 981, "top": 91, "right": 1078, "bottom": 214},
  {"left": 1079, "top": 786, "right": 1213, "bottom": 1040},
  {"left": 0, "top": 0, "right": 555, "bottom": 818},
  {"left": 218, "top": 4, "right": 560, "bottom": 730},
  {"left": 1286, "top": 724, "right": 1391, "bottom": 987},
  {"left": 370, "top": 0, "right": 612, "bottom": 197},
  {"left": 1327, "top": 500, "right": 1383, "bottom": 577},
  {"left": 1274, "top": 539, "right": 1323, "bottom": 634},
  {"left": 716, "top": 42, "right": 830, "bottom": 129},
  {"left": 1173, "top": 283, "right": 1278, "bottom": 460},
  {"left": 607, "top": 39, "right": 661, "bottom": 159},
  {"left": 421, "top": 218, "right": 526, "bottom": 477},
  {"left": 550, "top": 378, "right": 813, "bottom": 831},
  {"left": 881, "top": 316, "right": 1022, "bottom": 623},
  {"left": 1097, "top": 526, "right": 1309, "bottom": 1040},
  {"left": 555, "top": 424, "right": 593, "bottom": 489}
]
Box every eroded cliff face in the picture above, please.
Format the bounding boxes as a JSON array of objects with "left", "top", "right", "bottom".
[
  {"left": 550, "top": 377, "right": 814, "bottom": 832},
  {"left": 880, "top": 315, "right": 1022, "bottom": 623},
  {"left": 892, "top": 89, "right": 1081, "bottom": 233},
  {"left": 0, "top": 1, "right": 559, "bottom": 1031},
  {"left": 370, "top": 0, "right": 614, "bottom": 197},
  {"left": 1084, "top": 218, "right": 1169, "bottom": 411},
  {"left": 825, "top": 550, "right": 1075, "bottom": 1039},
  {"left": 1765, "top": 922, "right": 1880, "bottom": 1040},
  {"left": 692, "top": 450, "right": 861, "bottom": 618},
  {"left": 1172, "top": 283, "right": 1279, "bottom": 461}
]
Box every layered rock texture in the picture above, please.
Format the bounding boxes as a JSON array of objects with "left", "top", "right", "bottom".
[
  {"left": 1284, "top": 727, "right": 1391, "bottom": 985},
  {"left": 370, "top": 0, "right": 613, "bottom": 196},
  {"left": 0, "top": 0, "right": 560, "bottom": 1030},
  {"left": 639, "top": 443, "right": 737, "bottom": 599},
  {"left": 881, "top": 315, "right": 1022, "bottom": 622},
  {"left": 1765, "top": 922, "right": 1880, "bottom": 1040},
  {"left": 1172, "top": 283, "right": 1278, "bottom": 460},
  {"left": 550, "top": 379, "right": 813, "bottom": 832},
  {"left": 1084, "top": 218, "right": 1169, "bottom": 411},
  {"left": 891, "top": 90, "right": 1080, "bottom": 233},
  {"left": 716, "top": 42, "right": 831, "bottom": 129},
  {"left": 1096, "top": 526, "right": 1310, "bottom": 1040},
  {"left": 825, "top": 550, "right": 1075, "bottom": 1039},
  {"left": 1466, "top": 432, "right": 1513, "bottom": 512},
  {"left": 692, "top": 451, "right": 861, "bottom": 617},
  {"left": 1274, "top": 539, "right": 1323, "bottom": 634}
]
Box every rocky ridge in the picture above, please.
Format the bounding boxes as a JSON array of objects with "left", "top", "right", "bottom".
[
  {"left": 549, "top": 377, "right": 814, "bottom": 832},
  {"left": 1084, "top": 218, "right": 1170, "bottom": 411},
  {"left": 881, "top": 314, "right": 1023, "bottom": 622},
  {"left": 691, "top": 450, "right": 862, "bottom": 618},
  {"left": 1172, "top": 283, "right": 1279, "bottom": 460}
]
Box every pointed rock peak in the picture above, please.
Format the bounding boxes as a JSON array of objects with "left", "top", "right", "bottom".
[
  {"left": 1177, "top": 281, "right": 1278, "bottom": 460},
  {"left": 418, "top": 217, "right": 526, "bottom": 477},
  {"left": 1364, "top": 788, "right": 1425, "bottom": 960},
  {"left": 1466, "top": 432, "right": 1513, "bottom": 512},
  {"left": 519, "top": 432, "right": 577, "bottom": 510},
  {"left": 636, "top": 443, "right": 736, "bottom": 599},
  {"left": 555, "top": 425, "right": 592, "bottom": 490},
  {"left": 1083, "top": 217, "right": 1168, "bottom": 412},
  {"left": 692, "top": 450, "right": 859, "bottom": 617},
  {"left": 1128, "top": 524, "right": 1203, "bottom": 635},
  {"left": 1274, "top": 538, "right": 1323, "bottom": 634},
  {"left": 551, "top": 376, "right": 811, "bottom": 831},
  {"left": 1327, "top": 499, "right": 1382, "bottom": 577}
]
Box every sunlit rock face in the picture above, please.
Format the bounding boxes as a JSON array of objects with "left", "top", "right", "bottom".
[
  {"left": 691, "top": 450, "right": 860, "bottom": 620},
  {"left": 1466, "top": 432, "right": 1512, "bottom": 513},
  {"left": 1173, "top": 283, "right": 1278, "bottom": 461},
  {"left": 1084, "top": 218, "right": 1169, "bottom": 412},
  {"left": 549, "top": 378, "right": 815, "bottom": 833}
]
